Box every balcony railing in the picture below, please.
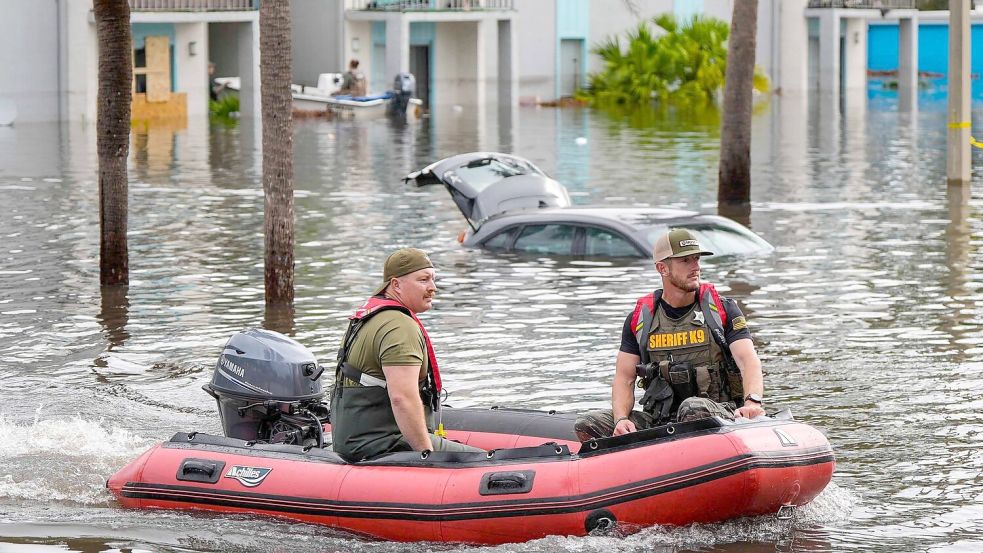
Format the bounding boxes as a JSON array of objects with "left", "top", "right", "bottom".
[
  {"left": 807, "top": 0, "right": 916, "bottom": 8},
  {"left": 349, "top": 0, "right": 514, "bottom": 11},
  {"left": 129, "top": 0, "right": 257, "bottom": 11}
]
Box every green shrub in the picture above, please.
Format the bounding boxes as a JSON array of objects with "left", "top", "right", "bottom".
[
  {"left": 209, "top": 94, "right": 240, "bottom": 124},
  {"left": 577, "top": 14, "right": 768, "bottom": 108}
]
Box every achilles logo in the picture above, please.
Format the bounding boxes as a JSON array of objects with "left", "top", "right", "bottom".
[
  {"left": 224, "top": 465, "right": 272, "bottom": 487},
  {"left": 773, "top": 428, "right": 798, "bottom": 447}
]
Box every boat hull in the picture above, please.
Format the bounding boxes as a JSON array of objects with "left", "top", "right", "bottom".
[{"left": 108, "top": 408, "right": 834, "bottom": 544}]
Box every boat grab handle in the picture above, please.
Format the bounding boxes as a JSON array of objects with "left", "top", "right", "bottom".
[
  {"left": 176, "top": 458, "right": 226, "bottom": 484},
  {"left": 479, "top": 470, "right": 535, "bottom": 495}
]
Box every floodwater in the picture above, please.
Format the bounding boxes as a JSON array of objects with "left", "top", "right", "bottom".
[{"left": 1, "top": 90, "right": 982, "bottom": 552}]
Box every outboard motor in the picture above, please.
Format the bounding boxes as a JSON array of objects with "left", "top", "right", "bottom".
[
  {"left": 203, "top": 329, "right": 329, "bottom": 447},
  {"left": 389, "top": 72, "right": 416, "bottom": 117}
]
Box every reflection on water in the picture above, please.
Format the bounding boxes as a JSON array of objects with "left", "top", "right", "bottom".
[{"left": 1, "top": 95, "right": 983, "bottom": 552}]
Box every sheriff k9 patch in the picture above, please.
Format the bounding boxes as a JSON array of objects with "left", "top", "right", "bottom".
[{"left": 224, "top": 465, "right": 272, "bottom": 487}]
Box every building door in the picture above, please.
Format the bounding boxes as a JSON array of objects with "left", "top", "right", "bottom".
[
  {"left": 410, "top": 45, "right": 430, "bottom": 107},
  {"left": 559, "top": 39, "right": 583, "bottom": 98}
]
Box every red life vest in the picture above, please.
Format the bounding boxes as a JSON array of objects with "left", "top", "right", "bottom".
[
  {"left": 350, "top": 296, "right": 441, "bottom": 392},
  {"left": 630, "top": 282, "right": 727, "bottom": 333}
]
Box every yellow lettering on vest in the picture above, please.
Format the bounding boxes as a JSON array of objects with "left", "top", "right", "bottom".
[
  {"left": 679, "top": 331, "right": 689, "bottom": 346},
  {"left": 691, "top": 329, "right": 706, "bottom": 343}
]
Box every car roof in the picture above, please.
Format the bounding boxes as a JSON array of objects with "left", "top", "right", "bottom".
[{"left": 479, "top": 206, "right": 701, "bottom": 227}]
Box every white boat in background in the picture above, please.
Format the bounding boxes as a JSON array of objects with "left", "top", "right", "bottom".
[{"left": 213, "top": 74, "right": 422, "bottom": 120}]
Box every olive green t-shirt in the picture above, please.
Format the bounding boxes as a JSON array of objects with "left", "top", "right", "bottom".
[{"left": 343, "top": 310, "right": 428, "bottom": 384}]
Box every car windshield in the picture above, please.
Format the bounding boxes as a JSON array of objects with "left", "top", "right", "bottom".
[
  {"left": 645, "top": 224, "right": 771, "bottom": 257},
  {"left": 443, "top": 157, "right": 543, "bottom": 193}
]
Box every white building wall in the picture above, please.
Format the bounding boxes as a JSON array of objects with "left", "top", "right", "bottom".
[
  {"left": 586, "top": 0, "right": 674, "bottom": 75},
  {"left": 513, "top": 0, "right": 556, "bottom": 103},
  {"left": 434, "top": 21, "right": 479, "bottom": 106},
  {"left": 843, "top": 16, "right": 867, "bottom": 91},
  {"left": 291, "top": 0, "right": 344, "bottom": 86},
  {"left": 343, "top": 20, "right": 373, "bottom": 89},
  {"left": 176, "top": 22, "right": 209, "bottom": 117},
  {"left": 0, "top": 0, "right": 63, "bottom": 122}
]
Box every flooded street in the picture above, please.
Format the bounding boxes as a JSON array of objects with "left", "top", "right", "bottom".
[{"left": 1, "top": 93, "right": 982, "bottom": 552}]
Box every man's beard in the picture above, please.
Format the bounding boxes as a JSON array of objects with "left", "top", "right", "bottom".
[{"left": 667, "top": 270, "right": 699, "bottom": 293}]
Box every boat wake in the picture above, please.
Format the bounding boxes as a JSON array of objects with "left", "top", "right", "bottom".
[{"left": 0, "top": 409, "right": 153, "bottom": 504}]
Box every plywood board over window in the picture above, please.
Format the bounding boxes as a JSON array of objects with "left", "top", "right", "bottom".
[{"left": 144, "top": 36, "right": 171, "bottom": 103}]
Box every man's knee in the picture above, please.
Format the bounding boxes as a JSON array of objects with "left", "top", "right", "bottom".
[
  {"left": 429, "top": 435, "right": 484, "bottom": 454},
  {"left": 575, "top": 409, "right": 615, "bottom": 441},
  {"left": 676, "top": 397, "right": 734, "bottom": 423}
]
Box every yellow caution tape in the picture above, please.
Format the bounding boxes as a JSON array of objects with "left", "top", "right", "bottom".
[
  {"left": 971, "top": 136, "right": 983, "bottom": 149},
  {"left": 949, "top": 121, "right": 972, "bottom": 129}
]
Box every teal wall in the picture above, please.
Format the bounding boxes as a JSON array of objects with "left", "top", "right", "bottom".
[
  {"left": 132, "top": 23, "right": 176, "bottom": 91},
  {"left": 371, "top": 21, "right": 386, "bottom": 93},
  {"left": 410, "top": 22, "right": 435, "bottom": 106},
  {"left": 556, "top": 0, "right": 589, "bottom": 99}
]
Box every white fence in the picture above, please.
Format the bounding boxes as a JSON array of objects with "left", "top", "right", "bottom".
[
  {"left": 348, "top": 0, "right": 513, "bottom": 11},
  {"left": 807, "top": 0, "right": 917, "bottom": 8},
  {"left": 129, "top": 0, "right": 256, "bottom": 11}
]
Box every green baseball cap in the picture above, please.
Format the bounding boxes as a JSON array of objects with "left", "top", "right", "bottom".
[
  {"left": 652, "top": 228, "right": 714, "bottom": 262},
  {"left": 373, "top": 248, "right": 435, "bottom": 296}
]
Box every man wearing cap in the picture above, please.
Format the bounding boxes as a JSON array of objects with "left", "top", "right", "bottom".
[
  {"left": 574, "top": 229, "right": 766, "bottom": 440},
  {"left": 331, "top": 248, "right": 483, "bottom": 462}
]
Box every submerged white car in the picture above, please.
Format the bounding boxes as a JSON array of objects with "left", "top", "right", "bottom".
[{"left": 405, "top": 152, "right": 773, "bottom": 259}]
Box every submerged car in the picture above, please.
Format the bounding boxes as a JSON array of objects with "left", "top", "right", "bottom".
[{"left": 404, "top": 152, "right": 773, "bottom": 259}]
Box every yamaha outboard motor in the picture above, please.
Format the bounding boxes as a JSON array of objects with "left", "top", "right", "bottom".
[
  {"left": 389, "top": 72, "right": 416, "bottom": 117},
  {"left": 203, "top": 329, "right": 329, "bottom": 447}
]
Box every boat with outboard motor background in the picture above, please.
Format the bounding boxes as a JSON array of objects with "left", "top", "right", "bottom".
[{"left": 107, "top": 329, "right": 835, "bottom": 545}]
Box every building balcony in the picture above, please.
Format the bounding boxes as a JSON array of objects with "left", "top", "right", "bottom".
[
  {"left": 128, "top": 0, "right": 257, "bottom": 12},
  {"left": 348, "top": 0, "right": 513, "bottom": 12},
  {"left": 806, "top": 0, "right": 916, "bottom": 8}
]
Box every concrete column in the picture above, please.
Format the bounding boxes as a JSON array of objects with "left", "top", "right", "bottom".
[
  {"left": 898, "top": 14, "right": 919, "bottom": 111},
  {"left": 237, "top": 19, "right": 261, "bottom": 119},
  {"left": 384, "top": 14, "right": 409, "bottom": 85},
  {"left": 842, "top": 18, "right": 867, "bottom": 92},
  {"left": 775, "top": 0, "right": 809, "bottom": 94},
  {"left": 476, "top": 18, "right": 493, "bottom": 108},
  {"left": 497, "top": 18, "right": 518, "bottom": 106},
  {"left": 176, "top": 22, "right": 208, "bottom": 118},
  {"left": 818, "top": 10, "right": 840, "bottom": 94},
  {"left": 948, "top": 0, "right": 971, "bottom": 184},
  {"left": 898, "top": 16, "right": 919, "bottom": 92}
]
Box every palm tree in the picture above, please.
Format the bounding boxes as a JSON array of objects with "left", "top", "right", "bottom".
[
  {"left": 260, "top": 0, "right": 295, "bottom": 306},
  {"left": 93, "top": 0, "right": 132, "bottom": 285},
  {"left": 718, "top": 0, "right": 758, "bottom": 220}
]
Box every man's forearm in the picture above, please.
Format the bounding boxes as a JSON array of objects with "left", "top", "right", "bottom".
[
  {"left": 390, "top": 392, "right": 432, "bottom": 451},
  {"left": 611, "top": 376, "right": 636, "bottom": 418},
  {"left": 383, "top": 364, "right": 434, "bottom": 451}
]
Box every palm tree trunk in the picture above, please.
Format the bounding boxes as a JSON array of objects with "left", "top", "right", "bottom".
[
  {"left": 260, "top": 0, "right": 295, "bottom": 306},
  {"left": 94, "top": 0, "right": 132, "bottom": 285},
  {"left": 718, "top": 0, "right": 758, "bottom": 220}
]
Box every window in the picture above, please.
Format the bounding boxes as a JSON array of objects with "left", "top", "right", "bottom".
[
  {"left": 584, "top": 227, "right": 642, "bottom": 257},
  {"left": 134, "top": 47, "right": 146, "bottom": 69},
  {"left": 482, "top": 229, "right": 513, "bottom": 250},
  {"left": 513, "top": 224, "right": 576, "bottom": 255},
  {"left": 446, "top": 157, "right": 543, "bottom": 193}
]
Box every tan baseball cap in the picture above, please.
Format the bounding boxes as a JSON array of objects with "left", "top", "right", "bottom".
[
  {"left": 373, "top": 248, "right": 434, "bottom": 295},
  {"left": 652, "top": 228, "right": 714, "bottom": 262}
]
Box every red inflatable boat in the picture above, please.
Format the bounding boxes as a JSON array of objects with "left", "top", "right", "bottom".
[
  {"left": 108, "top": 406, "right": 833, "bottom": 544},
  {"left": 108, "top": 330, "right": 834, "bottom": 544}
]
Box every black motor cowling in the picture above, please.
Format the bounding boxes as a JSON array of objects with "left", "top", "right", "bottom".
[{"left": 203, "top": 329, "right": 328, "bottom": 446}]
